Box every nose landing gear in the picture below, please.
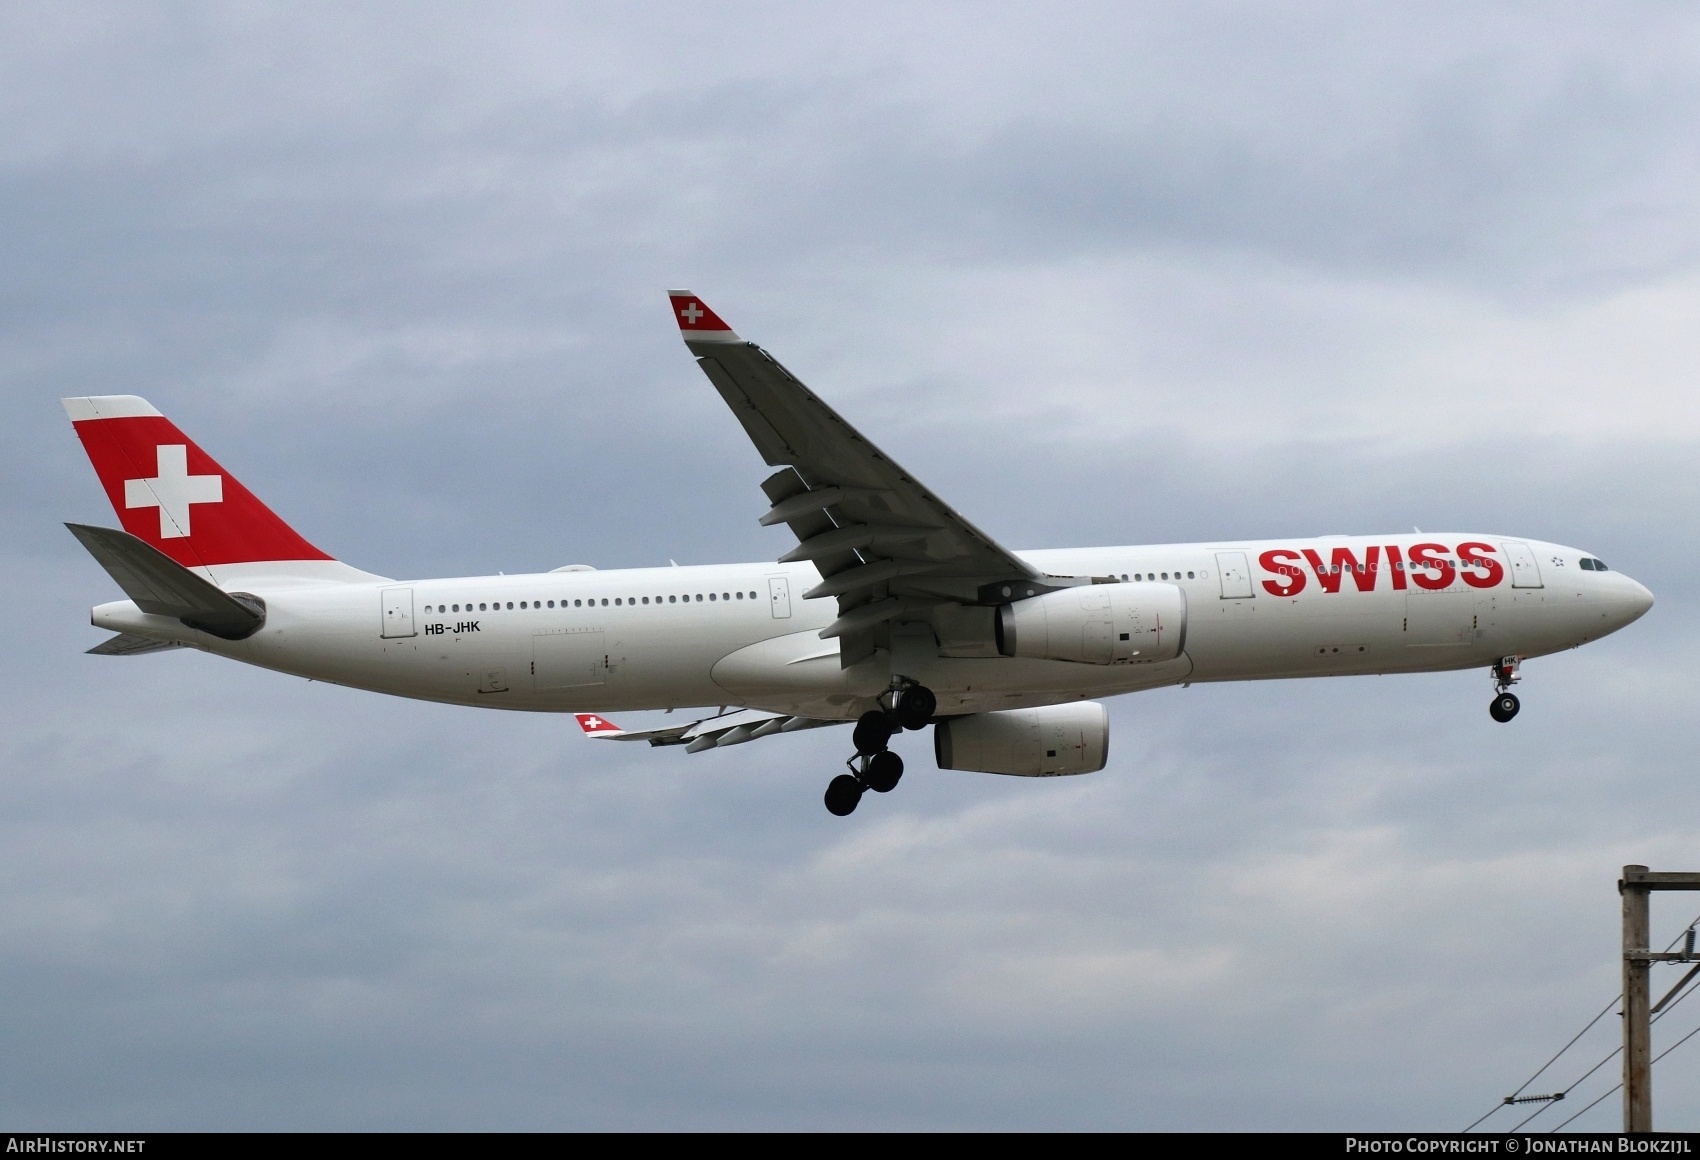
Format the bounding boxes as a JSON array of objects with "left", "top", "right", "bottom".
[
  {"left": 1489, "top": 657, "right": 1521, "bottom": 723},
  {"left": 823, "top": 684, "right": 934, "bottom": 816}
]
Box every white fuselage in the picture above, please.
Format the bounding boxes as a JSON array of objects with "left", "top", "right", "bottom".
[{"left": 91, "top": 534, "right": 1654, "bottom": 721}]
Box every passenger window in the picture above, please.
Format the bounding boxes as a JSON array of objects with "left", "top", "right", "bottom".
[
  {"left": 1161, "top": 572, "right": 1169, "bottom": 580},
  {"left": 735, "top": 591, "right": 743, "bottom": 600},
  {"left": 506, "top": 602, "right": 513, "bottom": 610},
  {"left": 601, "top": 598, "right": 608, "bottom": 607},
  {"left": 669, "top": 595, "right": 677, "bottom": 603},
  {"left": 1187, "top": 571, "right": 1195, "bottom": 579},
  {"left": 696, "top": 594, "right": 703, "bottom": 601}
]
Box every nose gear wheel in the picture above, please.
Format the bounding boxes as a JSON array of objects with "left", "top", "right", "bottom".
[{"left": 1489, "top": 657, "right": 1522, "bottom": 723}]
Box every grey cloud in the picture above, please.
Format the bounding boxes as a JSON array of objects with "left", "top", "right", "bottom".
[{"left": 4, "top": 1, "right": 1700, "bottom": 1131}]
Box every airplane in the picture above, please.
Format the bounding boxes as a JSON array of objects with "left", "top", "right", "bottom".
[{"left": 61, "top": 292, "right": 1655, "bottom": 816}]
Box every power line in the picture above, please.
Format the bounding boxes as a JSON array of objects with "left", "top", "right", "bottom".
[
  {"left": 1551, "top": 1081, "right": 1619, "bottom": 1132},
  {"left": 1530, "top": 938, "right": 1700, "bottom": 1131},
  {"left": 1463, "top": 997, "right": 1617, "bottom": 1132},
  {"left": 1549, "top": 1019, "right": 1700, "bottom": 1132},
  {"left": 1465, "top": 908, "right": 1700, "bottom": 1133},
  {"left": 1518, "top": 959, "right": 1700, "bottom": 1131}
]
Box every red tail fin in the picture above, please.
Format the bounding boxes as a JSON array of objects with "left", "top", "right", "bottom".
[{"left": 63, "top": 395, "right": 332, "bottom": 569}]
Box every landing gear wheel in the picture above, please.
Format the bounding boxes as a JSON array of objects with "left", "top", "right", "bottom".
[
  {"left": 864, "top": 751, "right": 904, "bottom": 793},
  {"left": 853, "top": 710, "right": 894, "bottom": 755},
  {"left": 894, "top": 685, "right": 936, "bottom": 731},
  {"left": 1490, "top": 692, "right": 1520, "bottom": 723},
  {"left": 825, "top": 774, "right": 864, "bottom": 816}
]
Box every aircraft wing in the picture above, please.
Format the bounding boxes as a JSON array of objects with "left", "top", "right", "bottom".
[
  {"left": 576, "top": 708, "right": 841, "bottom": 752},
  {"left": 669, "top": 291, "right": 1049, "bottom": 664}
]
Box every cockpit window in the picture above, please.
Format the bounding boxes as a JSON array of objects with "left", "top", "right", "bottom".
[{"left": 1579, "top": 558, "right": 1610, "bottom": 572}]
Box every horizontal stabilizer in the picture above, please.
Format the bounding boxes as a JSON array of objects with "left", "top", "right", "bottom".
[
  {"left": 66, "top": 523, "right": 265, "bottom": 641},
  {"left": 86, "top": 632, "right": 187, "bottom": 656}
]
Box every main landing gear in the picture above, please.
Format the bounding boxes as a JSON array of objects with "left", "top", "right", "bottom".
[
  {"left": 1489, "top": 656, "right": 1521, "bottom": 723},
  {"left": 823, "top": 682, "right": 936, "bottom": 817}
]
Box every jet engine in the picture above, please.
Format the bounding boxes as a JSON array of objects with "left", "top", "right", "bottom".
[
  {"left": 933, "top": 702, "right": 1109, "bottom": 776},
  {"left": 996, "top": 583, "right": 1186, "bottom": 665}
]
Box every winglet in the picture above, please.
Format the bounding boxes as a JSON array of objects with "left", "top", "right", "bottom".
[
  {"left": 667, "top": 290, "right": 741, "bottom": 343},
  {"left": 574, "top": 713, "right": 626, "bottom": 739}
]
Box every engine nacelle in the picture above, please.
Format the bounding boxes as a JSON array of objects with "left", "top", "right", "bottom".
[
  {"left": 996, "top": 583, "right": 1186, "bottom": 665},
  {"left": 934, "top": 702, "right": 1109, "bottom": 776}
]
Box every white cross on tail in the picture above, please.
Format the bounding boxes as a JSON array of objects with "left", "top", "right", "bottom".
[{"left": 124, "top": 444, "right": 222, "bottom": 538}]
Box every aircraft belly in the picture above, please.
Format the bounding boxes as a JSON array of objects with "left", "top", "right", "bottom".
[
  {"left": 711, "top": 627, "right": 1193, "bottom": 719},
  {"left": 1188, "top": 588, "right": 1445, "bottom": 680}
]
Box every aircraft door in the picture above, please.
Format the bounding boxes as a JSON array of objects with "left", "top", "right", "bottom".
[
  {"left": 380, "top": 587, "right": 416, "bottom": 638},
  {"left": 1215, "top": 552, "right": 1254, "bottom": 599},
  {"left": 768, "top": 576, "right": 792, "bottom": 619},
  {"left": 1502, "top": 541, "right": 1543, "bottom": 588}
]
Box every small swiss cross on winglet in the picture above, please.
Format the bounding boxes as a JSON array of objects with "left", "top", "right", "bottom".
[
  {"left": 575, "top": 713, "right": 626, "bottom": 738},
  {"left": 666, "top": 290, "right": 740, "bottom": 342}
]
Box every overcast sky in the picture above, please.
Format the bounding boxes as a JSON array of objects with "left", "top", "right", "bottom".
[{"left": 4, "top": 2, "right": 1700, "bottom": 1131}]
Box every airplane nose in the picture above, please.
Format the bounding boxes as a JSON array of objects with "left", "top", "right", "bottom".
[{"left": 1628, "top": 579, "right": 1655, "bottom": 619}]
